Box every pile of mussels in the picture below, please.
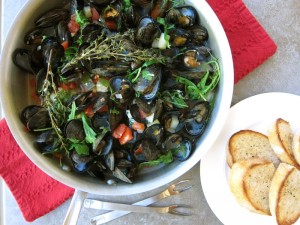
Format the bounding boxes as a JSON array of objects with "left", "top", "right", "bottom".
[{"left": 14, "top": 0, "right": 220, "bottom": 184}]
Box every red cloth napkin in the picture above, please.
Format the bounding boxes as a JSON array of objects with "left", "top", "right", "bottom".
[
  {"left": 207, "top": 0, "right": 277, "bottom": 83},
  {"left": 0, "top": 0, "right": 277, "bottom": 222},
  {"left": 0, "top": 120, "right": 74, "bottom": 222}
]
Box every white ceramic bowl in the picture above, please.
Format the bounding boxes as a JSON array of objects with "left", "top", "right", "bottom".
[{"left": 0, "top": 0, "right": 233, "bottom": 195}]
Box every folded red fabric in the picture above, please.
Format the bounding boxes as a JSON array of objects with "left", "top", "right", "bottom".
[
  {"left": 0, "top": 119, "right": 74, "bottom": 222},
  {"left": 0, "top": 0, "right": 277, "bottom": 222},
  {"left": 207, "top": 0, "right": 277, "bottom": 83}
]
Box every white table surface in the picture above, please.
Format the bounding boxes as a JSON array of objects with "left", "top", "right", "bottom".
[{"left": 1, "top": 0, "right": 300, "bottom": 225}]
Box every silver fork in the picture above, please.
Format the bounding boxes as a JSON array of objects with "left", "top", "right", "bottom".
[{"left": 89, "top": 180, "right": 192, "bottom": 225}]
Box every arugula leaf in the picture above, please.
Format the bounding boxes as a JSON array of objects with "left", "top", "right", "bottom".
[
  {"left": 142, "top": 70, "right": 154, "bottom": 81},
  {"left": 162, "top": 90, "right": 188, "bottom": 108},
  {"left": 68, "top": 101, "right": 77, "bottom": 121},
  {"left": 123, "top": 0, "right": 131, "bottom": 11},
  {"left": 81, "top": 113, "right": 97, "bottom": 143},
  {"left": 129, "top": 59, "right": 163, "bottom": 82},
  {"left": 75, "top": 10, "right": 89, "bottom": 28},
  {"left": 175, "top": 76, "right": 206, "bottom": 100},
  {"left": 139, "top": 151, "right": 173, "bottom": 168}
]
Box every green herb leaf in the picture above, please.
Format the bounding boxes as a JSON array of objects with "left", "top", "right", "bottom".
[
  {"left": 75, "top": 10, "right": 89, "bottom": 28},
  {"left": 110, "top": 107, "right": 120, "bottom": 115},
  {"left": 81, "top": 113, "right": 97, "bottom": 143},
  {"left": 142, "top": 70, "right": 154, "bottom": 81},
  {"left": 162, "top": 90, "right": 188, "bottom": 108},
  {"left": 175, "top": 76, "right": 206, "bottom": 100},
  {"left": 156, "top": 17, "right": 174, "bottom": 48},
  {"left": 129, "top": 59, "right": 163, "bottom": 82},
  {"left": 139, "top": 151, "right": 173, "bottom": 168},
  {"left": 68, "top": 101, "right": 77, "bottom": 121},
  {"left": 70, "top": 141, "right": 89, "bottom": 155}
]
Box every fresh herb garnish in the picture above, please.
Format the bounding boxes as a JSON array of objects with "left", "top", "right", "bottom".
[
  {"left": 110, "top": 107, "right": 120, "bottom": 115},
  {"left": 81, "top": 113, "right": 97, "bottom": 144},
  {"left": 157, "top": 17, "right": 175, "bottom": 48},
  {"left": 75, "top": 10, "right": 89, "bottom": 28},
  {"left": 68, "top": 101, "right": 77, "bottom": 121},
  {"left": 139, "top": 151, "right": 174, "bottom": 168},
  {"left": 128, "top": 59, "right": 163, "bottom": 82},
  {"left": 69, "top": 138, "right": 90, "bottom": 155},
  {"left": 161, "top": 90, "right": 188, "bottom": 108}
]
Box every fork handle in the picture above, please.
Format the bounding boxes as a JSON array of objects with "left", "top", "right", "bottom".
[
  {"left": 84, "top": 199, "right": 170, "bottom": 214},
  {"left": 90, "top": 192, "right": 165, "bottom": 225}
]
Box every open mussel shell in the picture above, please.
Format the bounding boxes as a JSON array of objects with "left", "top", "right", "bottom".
[
  {"left": 168, "top": 28, "right": 191, "bottom": 47},
  {"left": 132, "top": 138, "right": 161, "bottom": 162},
  {"left": 20, "top": 105, "right": 51, "bottom": 131},
  {"left": 144, "top": 123, "right": 164, "bottom": 146},
  {"left": 71, "top": 150, "right": 94, "bottom": 173},
  {"left": 161, "top": 111, "right": 184, "bottom": 134},
  {"left": 183, "top": 101, "right": 210, "bottom": 136},
  {"left": 91, "top": 112, "right": 110, "bottom": 132},
  {"left": 150, "top": 0, "right": 171, "bottom": 19},
  {"left": 163, "top": 133, "right": 192, "bottom": 161},
  {"left": 35, "top": 8, "right": 69, "bottom": 28},
  {"left": 165, "top": 6, "right": 197, "bottom": 28},
  {"left": 110, "top": 76, "right": 134, "bottom": 105},
  {"left": 133, "top": 64, "right": 162, "bottom": 100},
  {"left": 35, "top": 130, "right": 58, "bottom": 153},
  {"left": 136, "top": 17, "right": 161, "bottom": 46},
  {"left": 41, "top": 36, "right": 64, "bottom": 70},
  {"left": 56, "top": 20, "right": 72, "bottom": 44},
  {"left": 94, "top": 133, "right": 113, "bottom": 156}
]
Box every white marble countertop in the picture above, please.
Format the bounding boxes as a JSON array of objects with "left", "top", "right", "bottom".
[{"left": 1, "top": 0, "right": 300, "bottom": 224}]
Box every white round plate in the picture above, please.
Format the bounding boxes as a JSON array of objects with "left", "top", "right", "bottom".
[{"left": 200, "top": 92, "right": 300, "bottom": 225}]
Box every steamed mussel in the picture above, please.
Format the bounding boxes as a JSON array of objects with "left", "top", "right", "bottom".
[{"left": 14, "top": 0, "right": 221, "bottom": 184}]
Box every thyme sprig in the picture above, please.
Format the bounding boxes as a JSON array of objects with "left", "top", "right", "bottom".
[
  {"left": 63, "top": 29, "right": 168, "bottom": 70},
  {"left": 40, "top": 50, "right": 69, "bottom": 153}
]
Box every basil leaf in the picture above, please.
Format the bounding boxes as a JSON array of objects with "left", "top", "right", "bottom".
[{"left": 139, "top": 151, "right": 173, "bottom": 168}]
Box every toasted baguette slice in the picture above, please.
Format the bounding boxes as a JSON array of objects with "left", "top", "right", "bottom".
[
  {"left": 227, "top": 130, "right": 280, "bottom": 168},
  {"left": 292, "top": 131, "right": 300, "bottom": 167},
  {"left": 229, "top": 158, "right": 276, "bottom": 215},
  {"left": 268, "top": 118, "right": 300, "bottom": 169},
  {"left": 269, "top": 163, "right": 300, "bottom": 225}
]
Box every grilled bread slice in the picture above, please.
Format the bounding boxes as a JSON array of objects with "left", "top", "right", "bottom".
[
  {"left": 269, "top": 163, "right": 300, "bottom": 225},
  {"left": 227, "top": 130, "right": 280, "bottom": 168},
  {"left": 268, "top": 118, "right": 300, "bottom": 169},
  {"left": 292, "top": 131, "right": 300, "bottom": 167},
  {"left": 229, "top": 158, "right": 276, "bottom": 215}
]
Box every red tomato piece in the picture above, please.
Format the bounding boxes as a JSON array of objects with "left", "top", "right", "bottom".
[
  {"left": 112, "top": 123, "right": 127, "bottom": 139},
  {"left": 68, "top": 14, "right": 80, "bottom": 34},
  {"left": 84, "top": 104, "right": 95, "bottom": 118},
  {"left": 91, "top": 7, "right": 100, "bottom": 21},
  {"left": 61, "top": 41, "right": 69, "bottom": 50},
  {"left": 132, "top": 121, "right": 145, "bottom": 132},
  {"left": 119, "top": 127, "right": 133, "bottom": 145}
]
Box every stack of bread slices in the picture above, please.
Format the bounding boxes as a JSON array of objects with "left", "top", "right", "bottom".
[{"left": 227, "top": 118, "right": 300, "bottom": 225}]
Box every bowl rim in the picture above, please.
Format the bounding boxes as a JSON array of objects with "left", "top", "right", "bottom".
[{"left": 0, "top": 0, "right": 234, "bottom": 195}]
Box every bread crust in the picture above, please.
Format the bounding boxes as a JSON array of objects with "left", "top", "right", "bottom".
[
  {"left": 227, "top": 129, "right": 280, "bottom": 168},
  {"left": 229, "top": 158, "right": 275, "bottom": 215},
  {"left": 268, "top": 118, "right": 300, "bottom": 169},
  {"left": 269, "top": 163, "right": 300, "bottom": 225}
]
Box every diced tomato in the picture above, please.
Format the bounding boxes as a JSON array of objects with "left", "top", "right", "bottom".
[
  {"left": 97, "top": 105, "right": 108, "bottom": 113},
  {"left": 105, "top": 19, "right": 117, "bottom": 30},
  {"left": 91, "top": 7, "right": 100, "bottom": 21},
  {"left": 119, "top": 127, "right": 133, "bottom": 145},
  {"left": 134, "top": 144, "right": 143, "bottom": 155},
  {"left": 59, "top": 82, "right": 77, "bottom": 90},
  {"left": 132, "top": 121, "right": 145, "bottom": 132},
  {"left": 61, "top": 41, "right": 69, "bottom": 50},
  {"left": 84, "top": 104, "right": 95, "bottom": 117},
  {"left": 68, "top": 14, "right": 80, "bottom": 34},
  {"left": 112, "top": 123, "right": 127, "bottom": 139},
  {"left": 151, "top": 5, "right": 161, "bottom": 19}
]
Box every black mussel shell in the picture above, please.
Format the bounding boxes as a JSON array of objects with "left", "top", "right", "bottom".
[
  {"left": 12, "top": 48, "right": 40, "bottom": 74},
  {"left": 56, "top": 20, "right": 72, "bottom": 45},
  {"left": 136, "top": 17, "right": 161, "bottom": 46},
  {"left": 35, "top": 130, "right": 57, "bottom": 153},
  {"left": 161, "top": 111, "right": 184, "bottom": 134},
  {"left": 110, "top": 76, "right": 134, "bottom": 105},
  {"left": 91, "top": 112, "right": 110, "bottom": 132},
  {"left": 168, "top": 28, "right": 191, "bottom": 47},
  {"left": 133, "top": 139, "right": 160, "bottom": 162},
  {"left": 64, "top": 119, "right": 85, "bottom": 141},
  {"left": 35, "top": 8, "right": 69, "bottom": 28},
  {"left": 71, "top": 150, "right": 94, "bottom": 173},
  {"left": 165, "top": 6, "right": 197, "bottom": 28},
  {"left": 41, "top": 37, "right": 64, "bottom": 70},
  {"left": 20, "top": 105, "right": 51, "bottom": 131},
  {"left": 144, "top": 124, "right": 164, "bottom": 146}
]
